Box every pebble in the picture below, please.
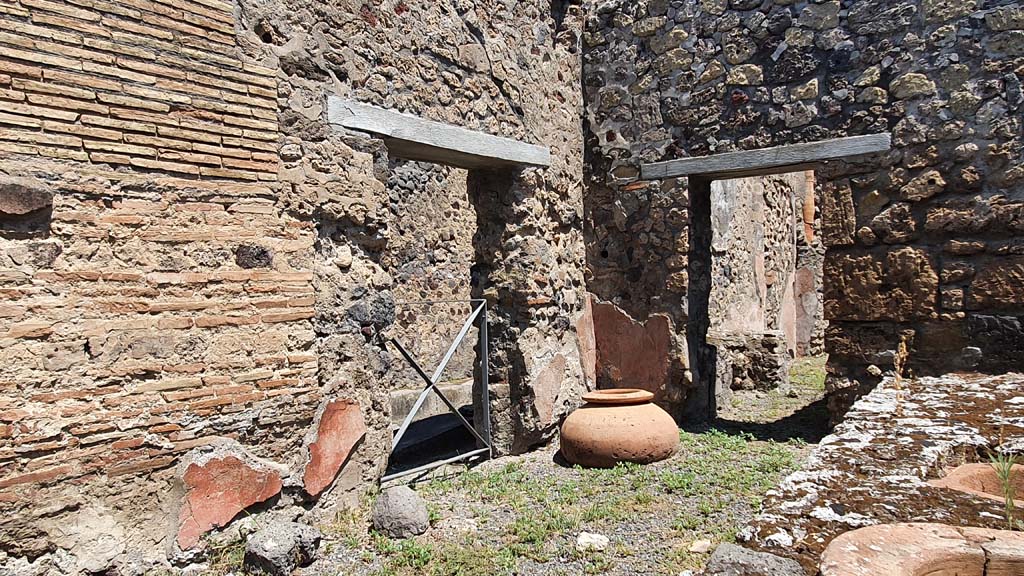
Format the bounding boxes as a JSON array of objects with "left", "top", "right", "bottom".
[
  {"left": 576, "top": 531, "right": 609, "bottom": 552},
  {"left": 688, "top": 539, "right": 713, "bottom": 553}
]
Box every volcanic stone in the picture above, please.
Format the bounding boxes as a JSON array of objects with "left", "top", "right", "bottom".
[
  {"left": 244, "top": 521, "right": 321, "bottom": 576},
  {"left": 0, "top": 176, "right": 52, "bottom": 216},
  {"left": 235, "top": 244, "right": 273, "bottom": 268},
  {"left": 890, "top": 73, "right": 937, "bottom": 99},
  {"left": 726, "top": 64, "right": 763, "bottom": 85},
  {"left": 371, "top": 486, "right": 429, "bottom": 538},
  {"left": 702, "top": 543, "right": 804, "bottom": 575}
]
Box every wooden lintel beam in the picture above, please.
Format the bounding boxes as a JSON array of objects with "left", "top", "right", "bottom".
[
  {"left": 640, "top": 133, "right": 892, "bottom": 180},
  {"left": 327, "top": 97, "right": 551, "bottom": 170}
]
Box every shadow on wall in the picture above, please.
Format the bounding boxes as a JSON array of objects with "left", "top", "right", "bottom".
[{"left": 0, "top": 176, "right": 54, "bottom": 239}]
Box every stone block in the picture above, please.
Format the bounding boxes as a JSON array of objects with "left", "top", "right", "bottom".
[
  {"left": 825, "top": 247, "right": 938, "bottom": 322},
  {"left": 244, "top": 521, "right": 321, "bottom": 576},
  {"left": 702, "top": 543, "right": 804, "bottom": 576},
  {"left": 822, "top": 180, "right": 855, "bottom": 246},
  {"left": 390, "top": 381, "right": 473, "bottom": 428},
  {"left": 371, "top": 486, "right": 429, "bottom": 539},
  {"left": 0, "top": 176, "right": 52, "bottom": 216},
  {"left": 922, "top": 0, "right": 977, "bottom": 23},
  {"left": 869, "top": 202, "right": 917, "bottom": 243},
  {"left": 900, "top": 169, "right": 945, "bottom": 201},
  {"left": 235, "top": 244, "right": 274, "bottom": 268},
  {"left": 890, "top": 73, "right": 937, "bottom": 100},
  {"left": 966, "top": 257, "right": 1024, "bottom": 313}
]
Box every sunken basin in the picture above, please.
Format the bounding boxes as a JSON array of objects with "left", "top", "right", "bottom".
[
  {"left": 820, "top": 523, "right": 1024, "bottom": 576},
  {"left": 929, "top": 463, "right": 1024, "bottom": 508}
]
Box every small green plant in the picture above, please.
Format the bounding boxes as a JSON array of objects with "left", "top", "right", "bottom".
[
  {"left": 426, "top": 502, "right": 442, "bottom": 526},
  {"left": 370, "top": 532, "right": 434, "bottom": 573},
  {"left": 205, "top": 538, "right": 248, "bottom": 575},
  {"left": 989, "top": 451, "right": 1023, "bottom": 531},
  {"left": 660, "top": 470, "right": 696, "bottom": 494}
]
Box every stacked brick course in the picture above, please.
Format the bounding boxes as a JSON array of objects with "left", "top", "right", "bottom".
[
  {"left": 6, "top": 0, "right": 1020, "bottom": 571},
  {"left": 0, "top": 0, "right": 278, "bottom": 180},
  {"left": 0, "top": 0, "right": 590, "bottom": 571},
  {"left": 0, "top": 0, "right": 326, "bottom": 566}
]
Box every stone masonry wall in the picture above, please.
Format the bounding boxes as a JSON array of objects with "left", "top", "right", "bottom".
[
  {"left": 0, "top": 0, "right": 588, "bottom": 572},
  {"left": 235, "top": 0, "right": 590, "bottom": 460},
  {"left": 583, "top": 0, "right": 1024, "bottom": 420},
  {"left": 383, "top": 162, "right": 477, "bottom": 399},
  {"left": 707, "top": 172, "right": 814, "bottom": 396}
]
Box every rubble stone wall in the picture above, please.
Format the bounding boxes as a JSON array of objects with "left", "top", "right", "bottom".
[
  {"left": 583, "top": 0, "right": 1024, "bottom": 419},
  {"left": 383, "top": 162, "right": 477, "bottom": 397},
  {"left": 245, "top": 0, "right": 590, "bottom": 458},
  {"left": 0, "top": 0, "right": 588, "bottom": 571}
]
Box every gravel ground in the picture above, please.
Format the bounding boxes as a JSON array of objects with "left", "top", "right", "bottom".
[{"left": 300, "top": 429, "right": 810, "bottom": 576}]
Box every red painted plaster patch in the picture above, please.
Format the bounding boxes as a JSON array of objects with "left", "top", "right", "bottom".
[{"left": 302, "top": 399, "right": 366, "bottom": 497}]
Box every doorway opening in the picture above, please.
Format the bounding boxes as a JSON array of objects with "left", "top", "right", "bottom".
[
  {"left": 381, "top": 160, "right": 486, "bottom": 478},
  {"left": 689, "top": 171, "right": 829, "bottom": 443}
]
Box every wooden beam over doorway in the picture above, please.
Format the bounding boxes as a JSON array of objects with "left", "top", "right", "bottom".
[
  {"left": 640, "top": 133, "right": 891, "bottom": 180},
  {"left": 327, "top": 97, "right": 551, "bottom": 170}
]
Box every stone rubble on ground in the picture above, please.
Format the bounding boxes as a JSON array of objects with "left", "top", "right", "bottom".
[
  {"left": 371, "top": 486, "right": 430, "bottom": 539},
  {"left": 243, "top": 521, "right": 321, "bottom": 576},
  {"left": 575, "top": 531, "right": 610, "bottom": 552},
  {"left": 700, "top": 543, "right": 805, "bottom": 576}
]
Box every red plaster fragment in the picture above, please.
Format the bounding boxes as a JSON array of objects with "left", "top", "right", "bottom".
[
  {"left": 176, "top": 455, "right": 281, "bottom": 549},
  {"left": 302, "top": 399, "right": 366, "bottom": 497}
]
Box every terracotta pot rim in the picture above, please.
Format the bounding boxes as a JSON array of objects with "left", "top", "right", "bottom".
[{"left": 582, "top": 388, "right": 654, "bottom": 405}]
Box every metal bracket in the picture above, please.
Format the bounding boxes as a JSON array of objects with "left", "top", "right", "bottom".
[{"left": 381, "top": 299, "right": 491, "bottom": 482}]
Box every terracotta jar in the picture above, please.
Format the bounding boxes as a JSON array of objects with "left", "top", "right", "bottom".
[{"left": 559, "top": 388, "right": 679, "bottom": 468}]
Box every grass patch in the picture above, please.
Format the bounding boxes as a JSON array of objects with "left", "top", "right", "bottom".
[
  {"left": 204, "top": 538, "right": 249, "bottom": 575},
  {"left": 790, "top": 354, "right": 827, "bottom": 391},
  {"left": 324, "top": 429, "right": 803, "bottom": 575}
]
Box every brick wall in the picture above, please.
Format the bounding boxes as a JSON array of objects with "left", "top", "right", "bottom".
[
  {"left": 0, "top": 0, "right": 278, "bottom": 180},
  {"left": 0, "top": 0, "right": 323, "bottom": 563},
  {"left": 0, "top": 0, "right": 590, "bottom": 568}
]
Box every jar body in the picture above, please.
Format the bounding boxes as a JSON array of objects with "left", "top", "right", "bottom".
[{"left": 559, "top": 390, "right": 678, "bottom": 468}]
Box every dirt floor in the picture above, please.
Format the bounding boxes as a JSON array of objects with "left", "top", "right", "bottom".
[
  {"left": 715, "top": 355, "right": 830, "bottom": 443},
  {"left": 205, "top": 356, "right": 828, "bottom": 576}
]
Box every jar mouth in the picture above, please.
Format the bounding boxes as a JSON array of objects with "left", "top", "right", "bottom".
[{"left": 582, "top": 388, "right": 654, "bottom": 405}]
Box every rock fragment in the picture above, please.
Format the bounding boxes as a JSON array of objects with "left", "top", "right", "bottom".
[
  {"left": 371, "top": 486, "right": 429, "bottom": 538},
  {"left": 701, "top": 543, "right": 805, "bottom": 576},
  {"left": 576, "top": 531, "right": 610, "bottom": 552},
  {"left": 244, "top": 521, "right": 321, "bottom": 576}
]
